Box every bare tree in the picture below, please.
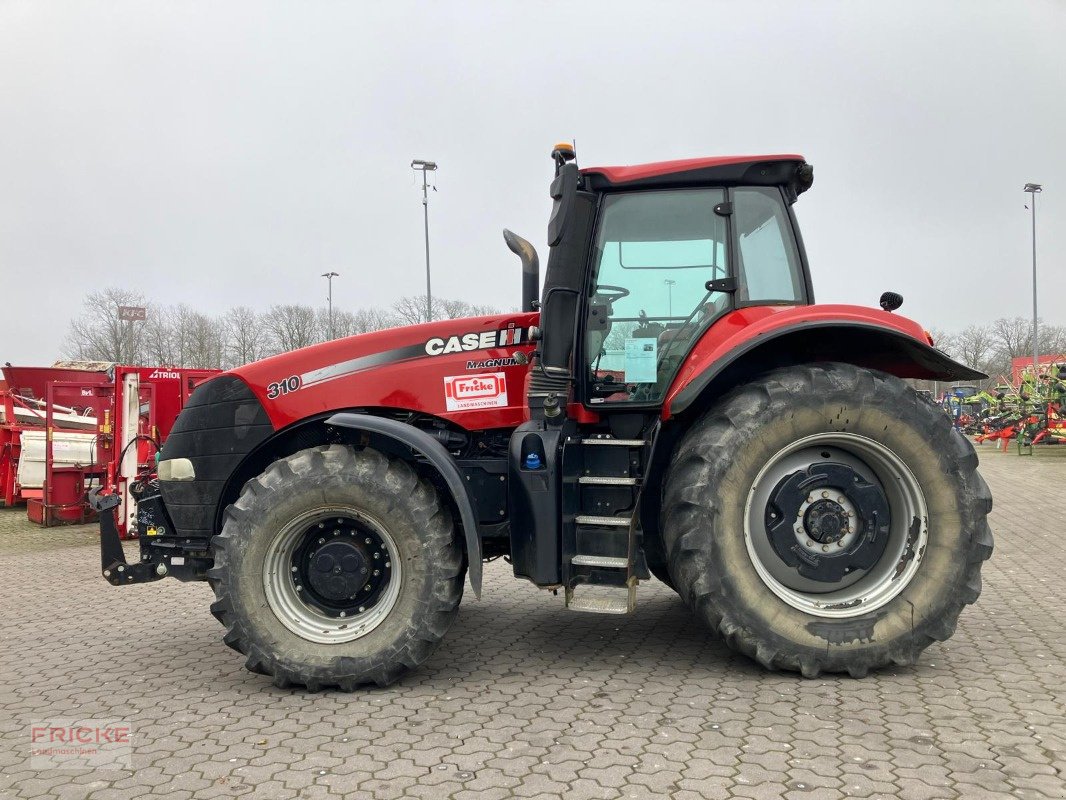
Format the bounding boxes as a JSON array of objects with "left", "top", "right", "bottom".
[
  {"left": 264, "top": 304, "right": 319, "bottom": 354},
  {"left": 1039, "top": 324, "right": 1066, "bottom": 358},
  {"left": 142, "top": 303, "right": 178, "bottom": 366},
  {"left": 184, "top": 311, "right": 225, "bottom": 369},
  {"left": 224, "top": 306, "right": 268, "bottom": 367},
  {"left": 392, "top": 295, "right": 501, "bottom": 325},
  {"left": 352, "top": 307, "right": 396, "bottom": 333},
  {"left": 436, "top": 297, "right": 500, "bottom": 319},
  {"left": 990, "top": 317, "right": 1031, "bottom": 360},
  {"left": 986, "top": 316, "right": 1035, "bottom": 378},
  {"left": 392, "top": 295, "right": 431, "bottom": 325},
  {"left": 65, "top": 288, "right": 151, "bottom": 363},
  {"left": 953, "top": 324, "right": 995, "bottom": 372},
  {"left": 315, "top": 306, "right": 399, "bottom": 340}
]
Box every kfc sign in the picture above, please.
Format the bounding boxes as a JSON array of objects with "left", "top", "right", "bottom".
[{"left": 118, "top": 306, "right": 147, "bottom": 322}]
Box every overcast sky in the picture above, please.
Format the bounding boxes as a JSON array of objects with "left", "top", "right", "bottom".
[{"left": 1, "top": 1, "right": 1063, "bottom": 365}]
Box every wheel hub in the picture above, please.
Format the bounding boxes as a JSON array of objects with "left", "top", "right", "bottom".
[
  {"left": 290, "top": 518, "right": 394, "bottom": 620},
  {"left": 306, "top": 540, "right": 369, "bottom": 600},
  {"left": 764, "top": 461, "right": 891, "bottom": 584},
  {"left": 803, "top": 499, "right": 848, "bottom": 544}
]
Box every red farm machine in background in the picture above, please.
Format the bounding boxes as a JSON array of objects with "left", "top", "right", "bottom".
[{"left": 0, "top": 363, "right": 219, "bottom": 536}]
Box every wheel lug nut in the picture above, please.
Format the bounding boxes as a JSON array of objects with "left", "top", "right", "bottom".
[{"left": 821, "top": 491, "right": 829, "bottom": 499}]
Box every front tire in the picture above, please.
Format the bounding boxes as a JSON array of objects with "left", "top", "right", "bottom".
[
  {"left": 662, "top": 363, "right": 993, "bottom": 677},
  {"left": 208, "top": 444, "right": 464, "bottom": 690}
]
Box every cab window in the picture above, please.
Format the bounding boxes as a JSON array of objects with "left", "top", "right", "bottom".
[
  {"left": 585, "top": 188, "right": 729, "bottom": 404},
  {"left": 734, "top": 187, "right": 804, "bottom": 304}
]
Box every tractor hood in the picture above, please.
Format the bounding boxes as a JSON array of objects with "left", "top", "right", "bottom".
[{"left": 231, "top": 312, "right": 540, "bottom": 431}]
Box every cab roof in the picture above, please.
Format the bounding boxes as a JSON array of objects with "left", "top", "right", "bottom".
[{"left": 581, "top": 154, "right": 810, "bottom": 195}]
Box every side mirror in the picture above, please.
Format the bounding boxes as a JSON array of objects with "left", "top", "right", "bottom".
[{"left": 879, "top": 291, "right": 903, "bottom": 312}]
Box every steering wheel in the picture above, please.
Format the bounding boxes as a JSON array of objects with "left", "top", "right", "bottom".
[{"left": 593, "top": 284, "right": 630, "bottom": 302}]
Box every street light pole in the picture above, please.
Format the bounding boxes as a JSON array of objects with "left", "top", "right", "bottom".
[
  {"left": 322, "top": 271, "right": 339, "bottom": 339},
  {"left": 411, "top": 159, "right": 438, "bottom": 323},
  {"left": 664, "top": 279, "right": 676, "bottom": 317},
  {"left": 1024, "top": 183, "right": 1042, "bottom": 380}
]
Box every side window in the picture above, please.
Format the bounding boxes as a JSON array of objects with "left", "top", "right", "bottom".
[{"left": 734, "top": 187, "right": 804, "bottom": 304}]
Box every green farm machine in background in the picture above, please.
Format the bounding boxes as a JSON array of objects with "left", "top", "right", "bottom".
[{"left": 970, "top": 363, "right": 1066, "bottom": 452}]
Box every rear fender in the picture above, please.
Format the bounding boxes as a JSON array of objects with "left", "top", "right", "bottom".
[
  {"left": 666, "top": 320, "right": 985, "bottom": 419},
  {"left": 325, "top": 413, "right": 483, "bottom": 597}
]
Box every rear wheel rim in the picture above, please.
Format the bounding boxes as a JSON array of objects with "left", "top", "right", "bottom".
[
  {"left": 743, "top": 433, "right": 928, "bottom": 618},
  {"left": 263, "top": 506, "right": 402, "bottom": 644}
]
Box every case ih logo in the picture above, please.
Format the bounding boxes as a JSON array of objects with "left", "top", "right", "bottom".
[{"left": 443, "top": 372, "right": 508, "bottom": 411}]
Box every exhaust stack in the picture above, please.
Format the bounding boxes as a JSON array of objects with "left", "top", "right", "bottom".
[{"left": 503, "top": 229, "right": 540, "bottom": 312}]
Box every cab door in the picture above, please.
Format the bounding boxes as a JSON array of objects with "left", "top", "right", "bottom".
[{"left": 580, "top": 185, "right": 807, "bottom": 408}]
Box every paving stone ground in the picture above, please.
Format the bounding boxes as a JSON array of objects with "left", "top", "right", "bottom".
[{"left": 0, "top": 444, "right": 1064, "bottom": 799}]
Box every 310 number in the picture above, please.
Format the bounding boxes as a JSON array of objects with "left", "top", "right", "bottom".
[{"left": 266, "top": 375, "right": 301, "bottom": 399}]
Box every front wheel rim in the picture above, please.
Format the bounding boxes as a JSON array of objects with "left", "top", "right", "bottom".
[
  {"left": 263, "top": 506, "right": 402, "bottom": 644},
  {"left": 743, "top": 433, "right": 928, "bottom": 618}
]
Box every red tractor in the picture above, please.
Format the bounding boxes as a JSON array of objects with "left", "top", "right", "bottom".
[{"left": 96, "top": 146, "right": 992, "bottom": 689}]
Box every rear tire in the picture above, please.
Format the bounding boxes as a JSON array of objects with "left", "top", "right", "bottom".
[
  {"left": 662, "top": 363, "right": 993, "bottom": 677},
  {"left": 208, "top": 444, "right": 464, "bottom": 690},
  {"left": 649, "top": 563, "right": 677, "bottom": 590}
]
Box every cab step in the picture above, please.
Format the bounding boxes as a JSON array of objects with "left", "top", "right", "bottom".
[
  {"left": 565, "top": 583, "right": 635, "bottom": 614},
  {"left": 575, "top": 514, "right": 631, "bottom": 527},
  {"left": 572, "top": 554, "right": 628, "bottom": 568},
  {"left": 578, "top": 476, "right": 638, "bottom": 486},
  {"left": 580, "top": 437, "right": 646, "bottom": 447}
]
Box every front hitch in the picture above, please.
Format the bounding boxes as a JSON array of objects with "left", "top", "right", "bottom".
[{"left": 88, "top": 488, "right": 165, "bottom": 586}]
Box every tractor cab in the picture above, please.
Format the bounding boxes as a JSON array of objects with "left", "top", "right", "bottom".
[
  {"left": 528, "top": 144, "right": 814, "bottom": 412},
  {"left": 505, "top": 145, "right": 821, "bottom": 611}
]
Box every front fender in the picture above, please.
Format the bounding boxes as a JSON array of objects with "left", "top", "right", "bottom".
[
  {"left": 326, "top": 413, "right": 483, "bottom": 598},
  {"left": 666, "top": 317, "right": 985, "bottom": 418}
]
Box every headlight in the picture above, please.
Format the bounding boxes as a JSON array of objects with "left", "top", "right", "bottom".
[{"left": 157, "top": 458, "right": 196, "bottom": 481}]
